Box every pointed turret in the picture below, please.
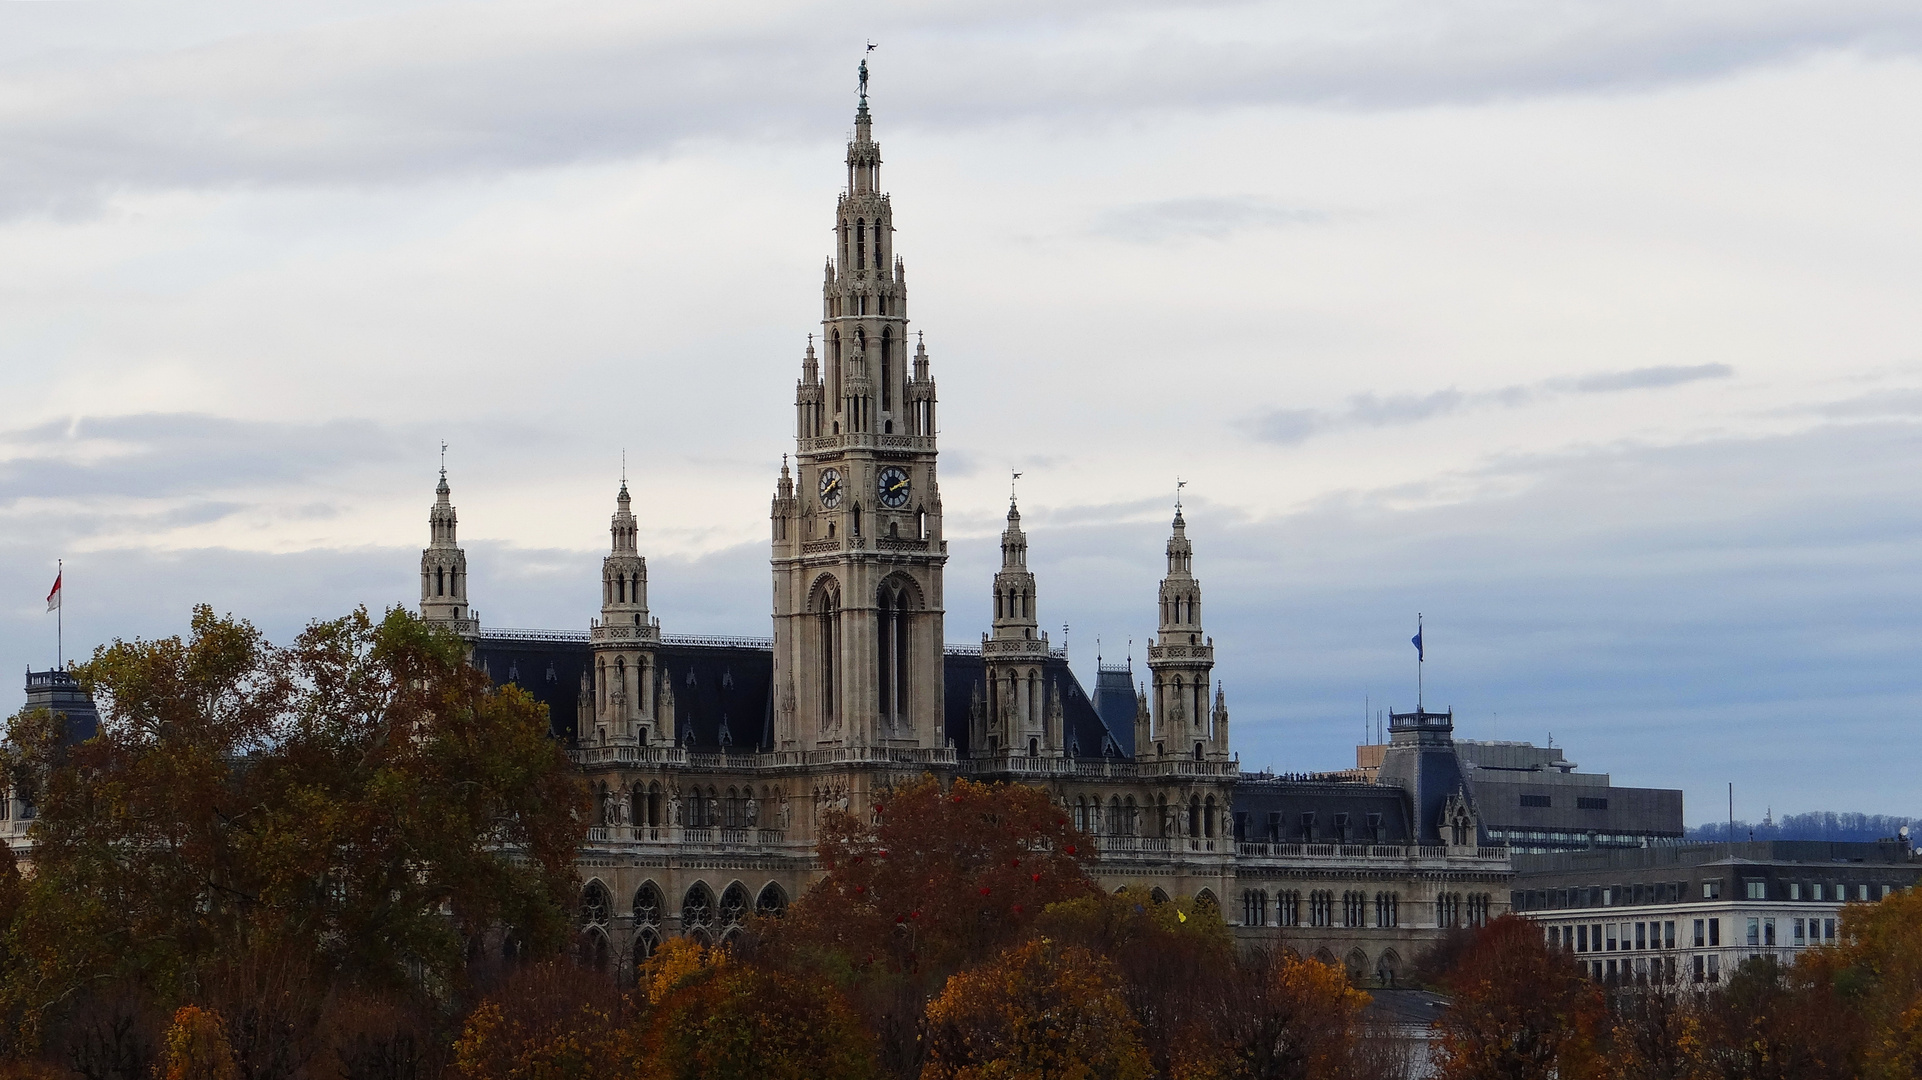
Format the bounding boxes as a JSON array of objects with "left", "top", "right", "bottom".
[
  {"left": 419, "top": 465, "right": 477, "bottom": 634},
  {"left": 589, "top": 475, "right": 661, "bottom": 746},
  {"left": 979, "top": 489, "right": 1054, "bottom": 759},
  {"left": 1146, "top": 492, "right": 1228, "bottom": 760}
]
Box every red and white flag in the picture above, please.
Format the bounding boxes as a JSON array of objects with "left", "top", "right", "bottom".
[{"left": 46, "top": 571, "right": 61, "bottom": 612}]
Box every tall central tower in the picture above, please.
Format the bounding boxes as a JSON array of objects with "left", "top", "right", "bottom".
[{"left": 770, "top": 63, "right": 946, "bottom": 751}]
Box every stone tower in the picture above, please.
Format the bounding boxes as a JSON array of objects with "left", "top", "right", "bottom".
[
  {"left": 1145, "top": 501, "right": 1230, "bottom": 761},
  {"left": 770, "top": 64, "right": 946, "bottom": 752},
  {"left": 976, "top": 495, "right": 1056, "bottom": 759},
  {"left": 420, "top": 466, "right": 478, "bottom": 635},
  {"left": 588, "top": 479, "right": 663, "bottom": 745}
]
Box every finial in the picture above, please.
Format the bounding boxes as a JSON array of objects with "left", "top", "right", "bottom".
[
  {"left": 858, "top": 48, "right": 873, "bottom": 108},
  {"left": 621, "top": 449, "right": 627, "bottom": 485},
  {"left": 1010, "top": 470, "right": 1023, "bottom": 505},
  {"left": 440, "top": 441, "right": 448, "bottom": 478},
  {"left": 1175, "top": 477, "right": 1186, "bottom": 510}
]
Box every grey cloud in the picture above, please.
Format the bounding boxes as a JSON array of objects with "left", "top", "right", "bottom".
[
  {"left": 1093, "top": 196, "right": 1328, "bottom": 243},
  {"left": 1, "top": 1, "right": 1920, "bottom": 215},
  {"left": 4, "top": 421, "right": 1917, "bottom": 813},
  {"left": 1565, "top": 363, "right": 1733, "bottom": 393},
  {"left": 0, "top": 413, "right": 406, "bottom": 501},
  {"left": 1806, "top": 388, "right": 1922, "bottom": 417},
  {"left": 1246, "top": 363, "right": 1733, "bottom": 445}
]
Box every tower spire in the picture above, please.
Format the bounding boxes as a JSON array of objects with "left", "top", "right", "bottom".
[{"left": 420, "top": 459, "right": 476, "bottom": 635}]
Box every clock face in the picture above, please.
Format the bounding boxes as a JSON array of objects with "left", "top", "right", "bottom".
[
  {"left": 818, "top": 468, "right": 844, "bottom": 509},
  {"left": 877, "top": 465, "right": 911, "bottom": 508}
]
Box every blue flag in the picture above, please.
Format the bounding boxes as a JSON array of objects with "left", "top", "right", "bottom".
[{"left": 1411, "top": 629, "right": 1423, "bottom": 661}]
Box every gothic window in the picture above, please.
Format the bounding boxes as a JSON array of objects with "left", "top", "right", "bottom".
[
  {"left": 580, "top": 881, "right": 611, "bottom": 927},
  {"left": 635, "top": 882, "right": 663, "bottom": 927},
  {"left": 682, "top": 883, "right": 714, "bottom": 939},
  {"left": 876, "top": 580, "right": 911, "bottom": 725},
  {"left": 1243, "top": 890, "right": 1267, "bottom": 927},
  {"left": 1204, "top": 795, "right": 1217, "bottom": 838},
  {"left": 815, "top": 579, "right": 841, "bottom": 727},
  {"left": 756, "top": 882, "right": 788, "bottom": 917},
  {"left": 435, "top": 567, "right": 445, "bottom": 596},
  {"left": 1124, "top": 796, "right": 1137, "bottom": 836},
  {"left": 1157, "top": 794, "right": 1169, "bottom": 837},
  {"left": 995, "top": 590, "right": 1003, "bottom": 619},
  {"left": 856, "top": 219, "right": 865, "bottom": 269},
  {"left": 1375, "top": 891, "right": 1400, "bottom": 927},
  {"left": 1343, "top": 891, "right": 1367, "bottom": 927},
  {"left": 1106, "top": 796, "right": 1120, "bottom": 834},
  {"left": 881, "top": 328, "right": 893, "bottom": 410},
  {"left": 1073, "top": 797, "right": 1086, "bottom": 832},
  {"left": 830, "top": 331, "right": 842, "bottom": 402},
  {"left": 1310, "top": 890, "right": 1334, "bottom": 927},
  {"left": 1188, "top": 796, "right": 1201, "bottom": 838},
  {"left": 720, "top": 883, "right": 750, "bottom": 934}
]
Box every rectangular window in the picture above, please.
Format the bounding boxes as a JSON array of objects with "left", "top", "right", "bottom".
[
  {"left": 1664, "top": 921, "right": 1675, "bottom": 949},
  {"left": 1606, "top": 925, "right": 1618, "bottom": 951},
  {"left": 1593, "top": 923, "right": 1602, "bottom": 951},
  {"left": 1577, "top": 924, "right": 1588, "bottom": 952},
  {"left": 1858, "top": 884, "right": 1870, "bottom": 901},
  {"left": 1709, "top": 919, "right": 1721, "bottom": 947},
  {"left": 1520, "top": 794, "right": 1552, "bottom": 807},
  {"left": 1703, "top": 881, "right": 1722, "bottom": 899},
  {"left": 1764, "top": 918, "right": 1776, "bottom": 947},
  {"left": 1746, "top": 880, "right": 1766, "bottom": 900},
  {"left": 1812, "top": 883, "right": 1824, "bottom": 901},
  {"left": 1747, "top": 918, "right": 1760, "bottom": 946},
  {"left": 1693, "top": 919, "right": 1705, "bottom": 948},
  {"left": 1636, "top": 922, "right": 1647, "bottom": 950},
  {"left": 1825, "top": 918, "right": 1836, "bottom": 941},
  {"left": 1607, "top": 959, "right": 1618, "bottom": 979},
  {"left": 1790, "top": 883, "right": 1801, "bottom": 900},
  {"left": 1793, "top": 919, "right": 1806, "bottom": 944},
  {"left": 1692, "top": 955, "right": 1705, "bottom": 982},
  {"left": 1707, "top": 954, "right": 1720, "bottom": 982},
  {"left": 1576, "top": 796, "right": 1609, "bottom": 809},
  {"left": 1549, "top": 926, "right": 1561, "bottom": 948}
]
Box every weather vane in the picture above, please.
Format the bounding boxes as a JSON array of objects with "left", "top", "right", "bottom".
[
  {"left": 1176, "top": 477, "right": 1186, "bottom": 509},
  {"left": 440, "top": 441, "right": 447, "bottom": 476},
  {"left": 1011, "top": 470, "right": 1023, "bottom": 502},
  {"left": 859, "top": 44, "right": 875, "bottom": 107}
]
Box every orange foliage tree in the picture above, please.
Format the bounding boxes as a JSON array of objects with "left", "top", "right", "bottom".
[
  {"left": 449, "top": 961, "right": 632, "bottom": 1080},
  {"left": 160, "top": 1006, "right": 238, "bottom": 1080},
  {"left": 776, "top": 775, "right": 1097, "bottom": 975},
  {"left": 921, "top": 938, "right": 1151, "bottom": 1080},
  {"left": 1434, "top": 914, "right": 1605, "bottom": 1080},
  {"left": 1829, "top": 886, "right": 1922, "bottom": 1080},
  {"left": 641, "top": 959, "right": 878, "bottom": 1080}
]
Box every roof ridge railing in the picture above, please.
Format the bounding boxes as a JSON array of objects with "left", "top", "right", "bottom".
[{"left": 479, "top": 628, "right": 1071, "bottom": 657}]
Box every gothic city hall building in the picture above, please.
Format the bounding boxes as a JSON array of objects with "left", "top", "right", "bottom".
[{"left": 420, "top": 76, "right": 1511, "bottom": 985}]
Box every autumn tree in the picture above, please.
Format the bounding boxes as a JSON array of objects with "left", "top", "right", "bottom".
[
  {"left": 0, "top": 606, "right": 589, "bottom": 1049},
  {"left": 1687, "top": 954, "right": 1861, "bottom": 1080},
  {"left": 1222, "top": 949, "right": 1379, "bottom": 1080},
  {"left": 1434, "top": 914, "right": 1606, "bottom": 1080},
  {"left": 1035, "top": 887, "right": 1238, "bottom": 1077},
  {"left": 1825, "top": 886, "right": 1922, "bottom": 1080},
  {"left": 640, "top": 956, "right": 879, "bottom": 1080},
  {"left": 449, "top": 961, "right": 631, "bottom": 1080},
  {"left": 920, "top": 938, "right": 1151, "bottom": 1080},
  {"left": 760, "top": 774, "right": 1096, "bottom": 1075}
]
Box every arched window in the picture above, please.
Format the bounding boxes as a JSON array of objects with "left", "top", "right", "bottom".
[
  {"left": 1204, "top": 795, "right": 1217, "bottom": 837},
  {"left": 580, "top": 881, "right": 611, "bottom": 927},
  {"left": 435, "top": 566, "right": 445, "bottom": 596},
  {"left": 720, "top": 883, "right": 750, "bottom": 933},
  {"left": 1124, "top": 796, "right": 1138, "bottom": 836},
  {"left": 1188, "top": 796, "right": 1201, "bottom": 838},
  {"left": 634, "top": 882, "right": 663, "bottom": 927},
  {"left": 881, "top": 327, "right": 893, "bottom": 411},
  {"left": 756, "top": 882, "right": 789, "bottom": 918},
  {"left": 876, "top": 581, "right": 911, "bottom": 726},
  {"left": 815, "top": 579, "right": 842, "bottom": 728},
  {"left": 682, "top": 883, "right": 714, "bottom": 936},
  {"left": 856, "top": 219, "right": 865, "bottom": 270}
]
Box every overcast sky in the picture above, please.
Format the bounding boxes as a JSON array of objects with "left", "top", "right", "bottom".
[{"left": 2, "top": 1, "right": 1918, "bottom": 822}]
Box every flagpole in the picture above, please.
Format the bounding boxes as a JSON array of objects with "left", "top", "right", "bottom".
[
  {"left": 56, "top": 558, "right": 63, "bottom": 670},
  {"left": 1416, "top": 613, "right": 1423, "bottom": 712}
]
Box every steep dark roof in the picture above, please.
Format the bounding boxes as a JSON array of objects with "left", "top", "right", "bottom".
[
  {"left": 941, "top": 653, "right": 1124, "bottom": 759},
  {"left": 1231, "top": 776, "right": 1415, "bottom": 843}
]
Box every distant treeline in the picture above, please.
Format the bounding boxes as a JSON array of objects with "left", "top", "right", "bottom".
[{"left": 1684, "top": 811, "right": 1917, "bottom": 843}]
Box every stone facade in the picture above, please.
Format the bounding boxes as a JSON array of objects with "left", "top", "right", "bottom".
[{"left": 418, "top": 70, "right": 1514, "bottom": 980}]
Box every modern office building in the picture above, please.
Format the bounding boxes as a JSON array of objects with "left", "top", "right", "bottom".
[{"left": 1511, "top": 840, "right": 1921, "bottom": 983}]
